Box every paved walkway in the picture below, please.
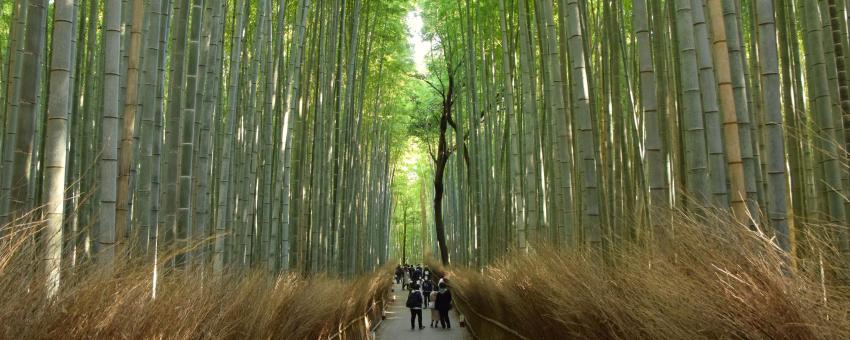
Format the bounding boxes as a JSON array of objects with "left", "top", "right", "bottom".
[{"left": 376, "top": 283, "right": 470, "bottom": 340}]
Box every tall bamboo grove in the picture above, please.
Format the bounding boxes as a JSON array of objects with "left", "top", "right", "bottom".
[{"left": 3, "top": 0, "right": 850, "bottom": 293}]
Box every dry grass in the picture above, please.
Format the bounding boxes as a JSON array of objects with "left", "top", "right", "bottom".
[
  {"left": 433, "top": 210, "right": 850, "bottom": 339},
  {"left": 0, "top": 222, "right": 392, "bottom": 339}
]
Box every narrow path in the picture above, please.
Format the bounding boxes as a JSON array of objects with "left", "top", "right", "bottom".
[{"left": 376, "top": 283, "right": 470, "bottom": 340}]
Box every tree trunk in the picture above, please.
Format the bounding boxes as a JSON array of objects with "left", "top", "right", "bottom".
[
  {"left": 674, "top": 0, "right": 710, "bottom": 207},
  {"left": 115, "top": 0, "right": 144, "bottom": 252},
  {"left": 754, "top": 0, "right": 791, "bottom": 252},
  {"left": 10, "top": 0, "right": 48, "bottom": 217},
  {"left": 43, "top": 0, "right": 78, "bottom": 296},
  {"left": 706, "top": 0, "right": 749, "bottom": 223}
]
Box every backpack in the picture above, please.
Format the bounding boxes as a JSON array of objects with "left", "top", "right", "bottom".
[
  {"left": 423, "top": 281, "right": 433, "bottom": 292},
  {"left": 405, "top": 291, "right": 422, "bottom": 308}
]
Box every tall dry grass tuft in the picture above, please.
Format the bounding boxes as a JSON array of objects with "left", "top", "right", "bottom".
[
  {"left": 433, "top": 210, "right": 850, "bottom": 339},
  {"left": 0, "top": 221, "right": 391, "bottom": 339}
]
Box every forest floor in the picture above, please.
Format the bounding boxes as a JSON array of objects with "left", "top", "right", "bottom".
[{"left": 376, "top": 283, "right": 470, "bottom": 340}]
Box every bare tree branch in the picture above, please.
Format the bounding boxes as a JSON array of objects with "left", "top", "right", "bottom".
[{"left": 423, "top": 78, "right": 445, "bottom": 97}]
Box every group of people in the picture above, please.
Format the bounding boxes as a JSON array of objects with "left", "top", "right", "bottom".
[{"left": 394, "top": 264, "right": 453, "bottom": 331}]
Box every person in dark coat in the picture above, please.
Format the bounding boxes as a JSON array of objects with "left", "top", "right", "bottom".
[
  {"left": 406, "top": 283, "right": 425, "bottom": 330},
  {"left": 395, "top": 265, "right": 404, "bottom": 284},
  {"left": 422, "top": 278, "right": 434, "bottom": 305},
  {"left": 412, "top": 267, "right": 422, "bottom": 282},
  {"left": 434, "top": 282, "right": 453, "bottom": 329}
]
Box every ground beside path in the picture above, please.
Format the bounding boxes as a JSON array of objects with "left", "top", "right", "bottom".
[{"left": 376, "top": 283, "right": 471, "bottom": 340}]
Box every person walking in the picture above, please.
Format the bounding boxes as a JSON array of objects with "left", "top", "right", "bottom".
[
  {"left": 435, "top": 282, "right": 453, "bottom": 329},
  {"left": 406, "top": 283, "right": 425, "bottom": 330},
  {"left": 394, "top": 265, "right": 403, "bottom": 284},
  {"left": 429, "top": 289, "right": 440, "bottom": 327},
  {"left": 422, "top": 278, "right": 434, "bottom": 306},
  {"left": 402, "top": 268, "right": 411, "bottom": 290},
  {"left": 412, "top": 266, "right": 422, "bottom": 282}
]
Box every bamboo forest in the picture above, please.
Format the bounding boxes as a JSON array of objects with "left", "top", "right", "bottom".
[{"left": 4, "top": 0, "right": 850, "bottom": 338}]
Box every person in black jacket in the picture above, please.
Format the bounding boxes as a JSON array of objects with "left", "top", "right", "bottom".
[
  {"left": 422, "top": 278, "right": 434, "bottom": 306},
  {"left": 406, "top": 283, "right": 425, "bottom": 330},
  {"left": 394, "top": 265, "right": 404, "bottom": 284},
  {"left": 434, "top": 282, "right": 453, "bottom": 329},
  {"left": 412, "top": 267, "right": 422, "bottom": 282}
]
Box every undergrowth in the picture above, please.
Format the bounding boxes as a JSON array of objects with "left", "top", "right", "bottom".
[
  {"left": 434, "top": 210, "right": 850, "bottom": 339},
  {"left": 0, "top": 221, "right": 391, "bottom": 339}
]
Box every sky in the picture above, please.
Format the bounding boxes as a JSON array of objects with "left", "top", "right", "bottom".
[{"left": 405, "top": 7, "right": 432, "bottom": 75}]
